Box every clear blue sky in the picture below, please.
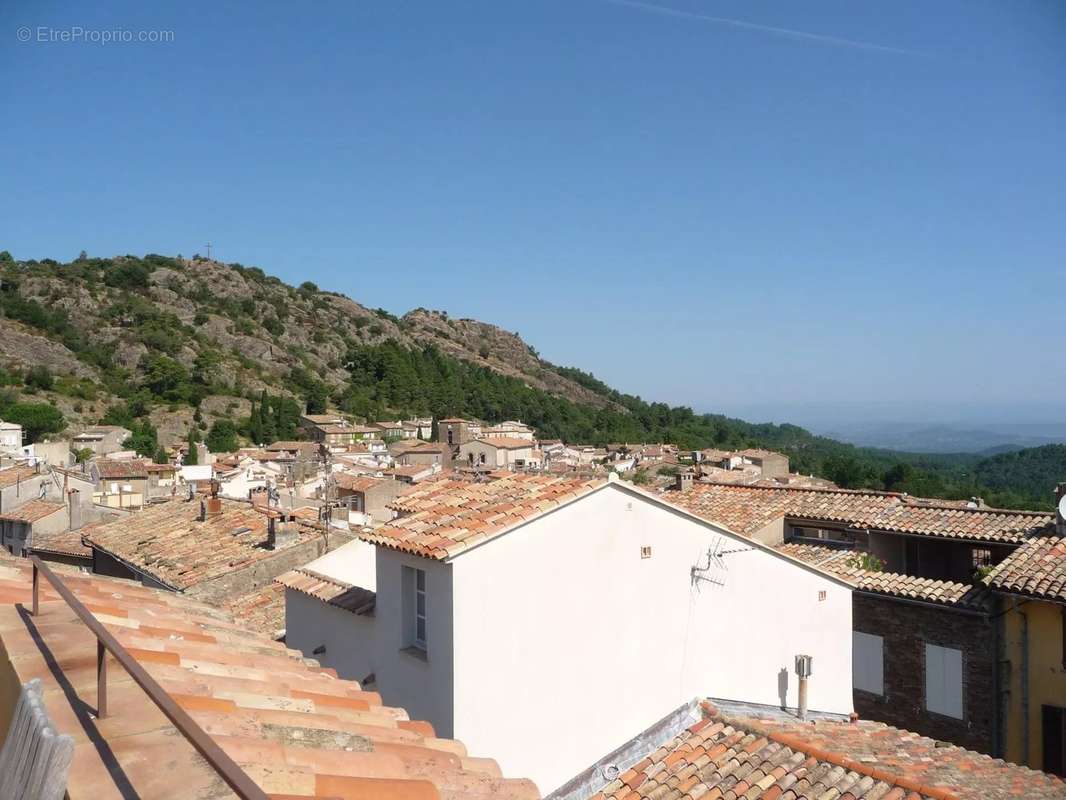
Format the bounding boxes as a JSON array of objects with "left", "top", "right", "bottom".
[{"left": 3, "top": 1, "right": 1064, "bottom": 429}]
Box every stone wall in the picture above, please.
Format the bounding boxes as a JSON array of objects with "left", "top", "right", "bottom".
[
  {"left": 188, "top": 529, "right": 355, "bottom": 604},
  {"left": 853, "top": 593, "right": 995, "bottom": 754}
]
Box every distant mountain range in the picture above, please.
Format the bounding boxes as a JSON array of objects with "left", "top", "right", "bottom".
[{"left": 822, "top": 422, "right": 1066, "bottom": 455}]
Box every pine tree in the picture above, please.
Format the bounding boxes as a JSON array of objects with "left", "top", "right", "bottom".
[{"left": 185, "top": 429, "right": 199, "bottom": 465}]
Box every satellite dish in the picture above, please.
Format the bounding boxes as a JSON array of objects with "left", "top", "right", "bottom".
[{"left": 1058, "top": 493, "right": 1066, "bottom": 521}]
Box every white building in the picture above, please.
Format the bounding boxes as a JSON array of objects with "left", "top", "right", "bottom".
[
  {"left": 481, "top": 420, "right": 535, "bottom": 441},
  {"left": 0, "top": 421, "right": 23, "bottom": 452},
  {"left": 457, "top": 437, "right": 536, "bottom": 470},
  {"left": 283, "top": 473, "right": 854, "bottom": 795}
]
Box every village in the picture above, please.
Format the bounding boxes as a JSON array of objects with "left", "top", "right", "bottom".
[{"left": 0, "top": 409, "right": 1063, "bottom": 798}]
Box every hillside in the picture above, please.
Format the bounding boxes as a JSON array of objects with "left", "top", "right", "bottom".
[
  {"left": 974, "top": 445, "right": 1066, "bottom": 509},
  {"left": 0, "top": 251, "right": 1060, "bottom": 510}
]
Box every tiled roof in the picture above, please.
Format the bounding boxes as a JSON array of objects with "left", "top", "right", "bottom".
[
  {"left": 320, "top": 424, "right": 362, "bottom": 435},
  {"left": 590, "top": 703, "right": 1066, "bottom": 800},
  {"left": 365, "top": 474, "right": 603, "bottom": 559},
  {"left": 144, "top": 462, "right": 176, "bottom": 473},
  {"left": 0, "top": 465, "right": 38, "bottom": 488},
  {"left": 265, "top": 440, "right": 316, "bottom": 451},
  {"left": 335, "top": 473, "right": 389, "bottom": 492},
  {"left": 27, "top": 527, "right": 92, "bottom": 557},
  {"left": 304, "top": 413, "right": 347, "bottom": 424},
  {"left": 471, "top": 437, "right": 533, "bottom": 450},
  {"left": 0, "top": 498, "right": 65, "bottom": 523},
  {"left": 439, "top": 417, "right": 467, "bottom": 423},
  {"left": 983, "top": 532, "right": 1066, "bottom": 602},
  {"left": 276, "top": 567, "right": 377, "bottom": 615},
  {"left": 95, "top": 458, "right": 149, "bottom": 479},
  {"left": 81, "top": 497, "right": 314, "bottom": 591},
  {"left": 0, "top": 555, "right": 539, "bottom": 800},
  {"left": 777, "top": 542, "right": 992, "bottom": 610},
  {"left": 665, "top": 483, "right": 1053, "bottom": 544},
  {"left": 736, "top": 709, "right": 1066, "bottom": 800},
  {"left": 224, "top": 579, "right": 288, "bottom": 639}
]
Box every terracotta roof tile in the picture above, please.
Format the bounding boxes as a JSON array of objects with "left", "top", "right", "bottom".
[
  {"left": 666, "top": 483, "right": 1052, "bottom": 544},
  {"left": 590, "top": 705, "right": 1066, "bottom": 800},
  {"left": 276, "top": 567, "right": 376, "bottom": 615},
  {"left": 983, "top": 532, "right": 1066, "bottom": 602},
  {"left": 224, "top": 580, "right": 288, "bottom": 639},
  {"left": 777, "top": 542, "right": 992, "bottom": 610},
  {"left": 95, "top": 459, "right": 149, "bottom": 479},
  {"left": 81, "top": 497, "right": 318, "bottom": 591},
  {"left": 471, "top": 437, "right": 534, "bottom": 450},
  {"left": 0, "top": 498, "right": 66, "bottom": 523},
  {"left": 0, "top": 465, "right": 40, "bottom": 488},
  {"left": 27, "top": 527, "right": 92, "bottom": 558},
  {"left": 334, "top": 473, "right": 390, "bottom": 493},
  {"left": 0, "top": 554, "right": 538, "bottom": 800},
  {"left": 365, "top": 474, "right": 603, "bottom": 559}
]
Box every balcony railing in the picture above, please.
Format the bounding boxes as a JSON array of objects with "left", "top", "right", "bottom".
[{"left": 28, "top": 556, "right": 268, "bottom": 800}]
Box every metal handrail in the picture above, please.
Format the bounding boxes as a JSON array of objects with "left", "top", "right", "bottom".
[{"left": 28, "top": 556, "right": 268, "bottom": 800}]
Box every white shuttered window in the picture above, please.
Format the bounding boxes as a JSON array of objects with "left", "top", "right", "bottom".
[
  {"left": 853, "top": 632, "right": 884, "bottom": 695},
  {"left": 925, "top": 643, "right": 963, "bottom": 719}
]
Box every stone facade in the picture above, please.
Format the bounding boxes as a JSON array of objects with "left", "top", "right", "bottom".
[{"left": 853, "top": 593, "right": 996, "bottom": 755}]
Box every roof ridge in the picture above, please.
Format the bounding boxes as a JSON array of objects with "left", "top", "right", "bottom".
[
  {"left": 703, "top": 703, "right": 961, "bottom": 800},
  {"left": 694, "top": 481, "right": 1053, "bottom": 517}
]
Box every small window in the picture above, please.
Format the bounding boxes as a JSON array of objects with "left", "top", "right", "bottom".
[
  {"left": 413, "top": 568, "right": 427, "bottom": 650},
  {"left": 972, "top": 548, "right": 992, "bottom": 569},
  {"left": 401, "top": 566, "right": 428, "bottom": 654},
  {"left": 853, "top": 631, "right": 884, "bottom": 695},
  {"left": 640, "top": 546, "right": 652, "bottom": 559},
  {"left": 925, "top": 643, "right": 963, "bottom": 719}
]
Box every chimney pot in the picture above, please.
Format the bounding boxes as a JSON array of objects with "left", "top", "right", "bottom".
[
  {"left": 676, "top": 470, "right": 694, "bottom": 492},
  {"left": 205, "top": 496, "right": 222, "bottom": 517}
]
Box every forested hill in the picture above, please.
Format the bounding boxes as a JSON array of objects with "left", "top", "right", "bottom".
[
  {"left": 973, "top": 445, "right": 1066, "bottom": 509},
  {"left": 0, "top": 251, "right": 1060, "bottom": 511}
]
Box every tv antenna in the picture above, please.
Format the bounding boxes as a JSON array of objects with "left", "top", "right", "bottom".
[
  {"left": 204, "top": 242, "right": 213, "bottom": 260},
  {"left": 691, "top": 535, "right": 753, "bottom": 588}
]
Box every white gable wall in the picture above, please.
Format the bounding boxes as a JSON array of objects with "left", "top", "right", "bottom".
[{"left": 449, "top": 483, "right": 853, "bottom": 794}]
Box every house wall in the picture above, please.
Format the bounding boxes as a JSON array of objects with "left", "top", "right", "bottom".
[
  {"left": 285, "top": 589, "right": 377, "bottom": 682},
  {"left": 1001, "top": 598, "right": 1066, "bottom": 772},
  {"left": 438, "top": 421, "right": 471, "bottom": 448},
  {"left": 449, "top": 484, "right": 853, "bottom": 794},
  {"left": 757, "top": 454, "right": 789, "bottom": 479},
  {"left": 370, "top": 548, "right": 455, "bottom": 738},
  {"left": 458, "top": 440, "right": 503, "bottom": 468},
  {"left": 852, "top": 593, "right": 995, "bottom": 754},
  {"left": 188, "top": 530, "right": 354, "bottom": 604},
  {"left": 0, "top": 520, "right": 30, "bottom": 556},
  {"left": 0, "top": 473, "right": 49, "bottom": 515},
  {"left": 364, "top": 482, "right": 403, "bottom": 521}
]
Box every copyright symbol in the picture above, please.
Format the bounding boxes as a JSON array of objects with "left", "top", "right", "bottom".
[{"left": 17, "top": 26, "right": 31, "bottom": 42}]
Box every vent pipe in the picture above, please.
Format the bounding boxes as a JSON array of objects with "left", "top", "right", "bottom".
[{"left": 795, "top": 654, "right": 813, "bottom": 721}]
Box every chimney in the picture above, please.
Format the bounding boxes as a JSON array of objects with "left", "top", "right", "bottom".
[
  {"left": 1056, "top": 483, "right": 1066, "bottom": 536},
  {"left": 676, "top": 470, "right": 694, "bottom": 493},
  {"left": 267, "top": 513, "right": 299, "bottom": 550},
  {"left": 203, "top": 479, "right": 223, "bottom": 518}
]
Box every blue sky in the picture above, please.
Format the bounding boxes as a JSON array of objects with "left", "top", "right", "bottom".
[{"left": 2, "top": 1, "right": 1064, "bottom": 429}]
